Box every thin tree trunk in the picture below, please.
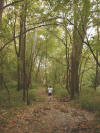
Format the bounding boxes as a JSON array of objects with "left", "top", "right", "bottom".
[
  {"left": 26, "top": 28, "right": 38, "bottom": 105},
  {"left": 0, "top": 0, "right": 4, "bottom": 24},
  {"left": 94, "top": 25, "right": 99, "bottom": 90},
  {"left": 27, "top": 28, "right": 38, "bottom": 89},
  {"left": 3, "top": 80, "right": 10, "bottom": 104},
  {"left": 65, "top": 44, "right": 70, "bottom": 94},
  {"left": 94, "top": 0, "right": 99, "bottom": 89},
  {"left": 35, "top": 55, "right": 43, "bottom": 81},
  {"left": 0, "top": 74, "right": 3, "bottom": 88},
  {"left": 45, "top": 37, "right": 48, "bottom": 88},
  {"left": 17, "top": 2, "right": 27, "bottom": 102},
  {"left": 18, "top": 13, "right": 26, "bottom": 93},
  {"left": 79, "top": 55, "right": 90, "bottom": 91},
  {"left": 94, "top": 51, "right": 98, "bottom": 90},
  {"left": 0, "top": 56, "right": 3, "bottom": 88}
]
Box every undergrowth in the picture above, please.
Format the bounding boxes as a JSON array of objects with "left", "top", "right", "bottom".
[
  {"left": 70, "top": 88, "right": 100, "bottom": 120},
  {"left": 53, "top": 86, "right": 68, "bottom": 98},
  {"left": 0, "top": 85, "right": 41, "bottom": 109}
]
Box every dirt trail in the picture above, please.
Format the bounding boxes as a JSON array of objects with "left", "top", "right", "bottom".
[{"left": 0, "top": 88, "right": 99, "bottom": 133}]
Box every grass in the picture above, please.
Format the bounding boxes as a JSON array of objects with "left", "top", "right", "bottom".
[
  {"left": 0, "top": 85, "right": 43, "bottom": 129},
  {"left": 0, "top": 84, "right": 42, "bottom": 109},
  {"left": 53, "top": 86, "right": 68, "bottom": 98},
  {"left": 70, "top": 88, "right": 100, "bottom": 120},
  {"left": 29, "top": 88, "right": 44, "bottom": 102},
  {"left": 77, "top": 95, "right": 100, "bottom": 111},
  {"left": 0, "top": 88, "right": 26, "bottom": 109}
]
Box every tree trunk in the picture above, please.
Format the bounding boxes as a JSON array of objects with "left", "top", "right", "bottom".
[
  {"left": 17, "top": 3, "right": 27, "bottom": 102},
  {"left": 36, "top": 55, "right": 43, "bottom": 81},
  {"left": 65, "top": 41, "right": 70, "bottom": 94},
  {"left": 0, "top": 0, "right": 4, "bottom": 24},
  {"left": 70, "top": 0, "right": 90, "bottom": 98},
  {"left": 0, "top": 53, "right": 4, "bottom": 88},
  {"left": 94, "top": 23, "right": 99, "bottom": 90},
  {"left": 27, "top": 28, "right": 38, "bottom": 89},
  {"left": 18, "top": 13, "right": 26, "bottom": 92},
  {"left": 0, "top": 73, "right": 3, "bottom": 88},
  {"left": 70, "top": 44, "right": 82, "bottom": 98},
  {"left": 94, "top": 50, "right": 98, "bottom": 90}
]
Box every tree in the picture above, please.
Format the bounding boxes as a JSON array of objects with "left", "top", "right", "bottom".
[
  {"left": 0, "top": 0, "right": 4, "bottom": 24},
  {"left": 70, "top": 0, "right": 90, "bottom": 98}
]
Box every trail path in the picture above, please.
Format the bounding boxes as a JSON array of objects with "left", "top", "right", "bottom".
[{"left": 0, "top": 88, "right": 99, "bottom": 133}]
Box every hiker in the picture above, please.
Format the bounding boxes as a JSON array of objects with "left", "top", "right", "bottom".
[{"left": 48, "top": 86, "right": 53, "bottom": 96}]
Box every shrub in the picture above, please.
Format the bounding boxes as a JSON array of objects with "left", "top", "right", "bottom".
[
  {"left": 71, "top": 88, "right": 100, "bottom": 115},
  {"left": 53, "top": 85, "right": 68, "bottom": 98}
]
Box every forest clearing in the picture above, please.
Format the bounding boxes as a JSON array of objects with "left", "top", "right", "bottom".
[{"left": 0, "top": 0, "right": 100, "bottom": 132}]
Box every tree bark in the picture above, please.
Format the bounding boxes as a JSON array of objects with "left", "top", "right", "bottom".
[
  {"left": 94, "top": 50, "right": 98, "bottom": 90},
  {"left": 0, "top": 0, "right": 4, "bottom": 24},
  {"left": 65, "top": 34, "right": 70, "bottom": 94},
  {"left": 27, "top": 28, "right": 38, "bottom": 89},
  {"left": 18, "top": 13, "right": 26, "bottom": 92},
  {"left": 70, "top": 0, "right": 90, "bottom": 98},
  {"left": 94, "top": 24, "right": 99, "bottom": 90},
  {"left": 17, "top": 3, "right": 27, "bottom": 103}
]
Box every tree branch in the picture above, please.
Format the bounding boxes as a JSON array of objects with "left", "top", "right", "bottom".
[
  {"left": 3, "top": 0, "right": 24, "bottom": 10},
  {"left": 0, "top": 23, "right": 60, "bottom": 51}
]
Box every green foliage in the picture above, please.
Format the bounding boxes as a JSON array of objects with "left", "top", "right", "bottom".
[
  {"left": 0, "top": 17, "right": 13, "bottom": 42},
  {"left": 0, "top": 86, "right": 43, "bottom": 109},
  {"left": 29, "top": 89, "right": 44, "bottom": 102},
  {"left": 0, "top": 88, "right": 25, "bottom": 108},
  {"left": 0, "top": 46, "right": 17, "bottom": 89},
  {"left": 78, "top": 95, "right": 100, "bottom": 111},
  {"left": 82, "top": 63, "right": 96, "bottom": 88},
  {"left": 53, "top": 85, "right": 68, "bottom": 98},
  {"left": 71, "top": 88, "right": 100, "bottom": 113}
]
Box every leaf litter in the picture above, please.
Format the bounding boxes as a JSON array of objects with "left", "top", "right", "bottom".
[{"left": 0, "top": 88, "right": 100, "bottom": 133}]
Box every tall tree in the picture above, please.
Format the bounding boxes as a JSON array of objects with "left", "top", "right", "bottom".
[
  {"left": 70, "top": 0, "right": 90, "bottom": 98},
  {"left": 17, "top": 1, "right": 27, "bottom": 102}
]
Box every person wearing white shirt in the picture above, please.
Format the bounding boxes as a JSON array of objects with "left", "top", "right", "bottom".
[{"left": 48, "top": 86, "right": 53, "bottom": 96}]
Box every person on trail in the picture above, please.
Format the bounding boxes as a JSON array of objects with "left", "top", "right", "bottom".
[{"left": 48, "top": 86, "right": 53, "bottom": 96}]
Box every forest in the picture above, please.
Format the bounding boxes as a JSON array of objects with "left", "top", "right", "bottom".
[{"left": 0, "top": 0, "right": 100, "bottom": 132}]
